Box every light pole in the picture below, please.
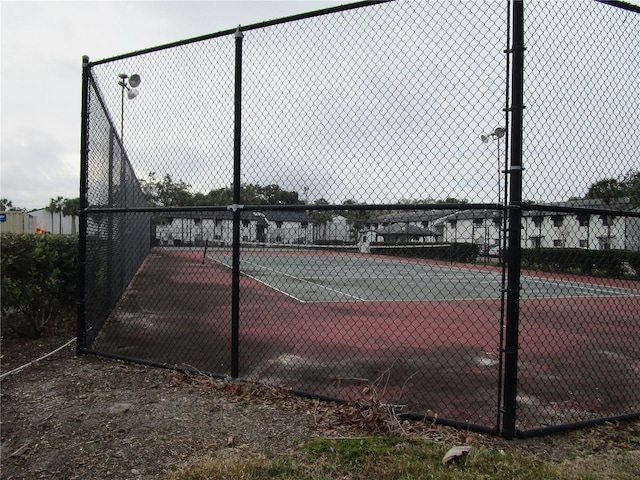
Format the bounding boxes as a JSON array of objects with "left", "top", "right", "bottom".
[
  {"left": 481, "top": 127, "right": 506, "bottom": 205},
  {"left": 117, "top": 73, "right": 141, "bottom": 142},
  {"left": 481, "top": 126, "right": 506, "bottom": 264}
]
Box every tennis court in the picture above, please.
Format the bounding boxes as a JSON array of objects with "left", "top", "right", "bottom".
[
  {"left": 90, "top": 247, "right": 639, "bottom": 432},
  {"left": 208, "top": 246, "right": 640, "bottom": 302},
  {"left": 204, "top": 245, "right": 639, "bottom": 429}
]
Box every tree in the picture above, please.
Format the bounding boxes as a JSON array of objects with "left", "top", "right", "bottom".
[
  {"left": 45, "top": 198, "right": 57, "bottom": 233},
  {"left": 397, "top": 197, "right": 468, "bottom": 205},
  {"left": 309, "top": 198, "right": 334, "bottom": 241},
  {"left": 585, "top": 178, "right": 625, "bottom": 204},
  {"left": 622, "top": 170, "right": 640, "bottom": 206},
  {"left": 341, "top": 199, "right": 373, "bottom": 242},
  {"left": 437, "top": 198, "right": 468, "bottom": 204},
  {"left": 62, "top": 197, "right": 80, "bottom": 235},
  {"left": 585, "top": 171, "right": 640, "bottom": 206},
  {"left": 585, "top": 177, "right": 626, "bottom": 249},
  {"left": 259, "top": 184, "right": 304, "bottom": 205},
  {"left": 398, "top": 197, "right": 435, "bottom": 204},
  {"left": 0, "top": 198, "right": 20, "bottom": 211},
  {"left": 191, "top": 183, "right": 304, "bottom": 206},
  {"left": 52, "top": 196, "right": 65, "bottom": 234},
  {"left": 141, "top": 173, "right": 192, "bottom": 207}
]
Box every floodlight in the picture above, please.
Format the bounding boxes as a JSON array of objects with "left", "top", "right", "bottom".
[
  {"left": 118, "top": 72, "right": 142, "bottom": 143},
  {"left": 494, "top": 127, "right": 506, "bottom": 138},
  {"left": 128, "top": 74, "right": 141, "bottom": 88},
  {"left": 481, "top": 134, "right": 489, "bottom": 143}
]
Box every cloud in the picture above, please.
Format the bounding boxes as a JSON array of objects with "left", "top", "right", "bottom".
[
  {"left": 1, "top": 128, "right": 78, "bottom": 210},
  {"left": 2, "top": 1, "right": 636, "bottom": 211},
  {"left": 1, "top": 1, "right": 345, "bottom": 211}
]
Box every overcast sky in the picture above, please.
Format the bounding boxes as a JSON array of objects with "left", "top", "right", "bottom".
[
  {"left": 2, "top": 1, "right": 638, "bottom": 211},
  {"left": 1, "top": 0, "right": 344, "bottom": 211}
]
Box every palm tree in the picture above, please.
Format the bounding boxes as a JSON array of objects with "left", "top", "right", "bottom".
[
  {"left": 62, "top": 197, "right": 80, "bottom": 235},
  {"left": 309, "top": 198, "right": 334, "bottom": 241},
  {"left": 341, "top": 199, "right": 373, "bottom": 243},
  {"left": 1, "top": 198, "right": 13, "bottom": 211},
  {"left": 45, "top": 199, "right": 57, "bottom": 233},
  {"left": 53, "top": 196, "right": 65, "bottom": 234}
]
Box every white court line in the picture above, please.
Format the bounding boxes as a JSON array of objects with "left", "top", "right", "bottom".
[
  {"left": 242, "top": 260, "right": 368, "bottom": 302},
  {"left": 522, "top": 275, "right": 640, "bottom": 296},
  {"left": 208, "top": 256, "right": 367, "bottom": 302},
  {"left": 210, "top": 254, "right": 639, "bottom": 302}
]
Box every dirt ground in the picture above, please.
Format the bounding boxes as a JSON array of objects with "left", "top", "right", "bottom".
[{"left": 2, "top": 326, "right": 640, "bottom": 480}]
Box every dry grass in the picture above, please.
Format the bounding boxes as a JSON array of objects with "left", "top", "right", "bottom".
[{"left": 169, "top": 372, "right": 640, "bottom": 480}]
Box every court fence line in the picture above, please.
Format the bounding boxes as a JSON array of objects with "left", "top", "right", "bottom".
[{"left": 78, "top": 0, "right": 640, "bottom": 438}]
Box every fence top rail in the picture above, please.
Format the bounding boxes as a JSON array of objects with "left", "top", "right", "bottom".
[
  {"left": 595, "top": 0, "right": 640, "bottom": 15},
  {"left": 522, "top": 202, "right": 640, "bottom": 218},
  {"left": 87, "top": 0, "right": 394, "bottom": 66},
  {"left": 85, "top": 202, "right": 505, "bottom": 215}
]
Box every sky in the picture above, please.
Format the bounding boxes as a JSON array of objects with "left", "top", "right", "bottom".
[
  {"left": 1, "top": 1, "right": 638, "bottom": 211},
  {"left": 1, "top": 0, "right": 345, "bottom": 211}
]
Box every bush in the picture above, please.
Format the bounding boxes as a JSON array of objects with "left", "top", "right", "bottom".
[
  {"left": 520, "top": 247, "right": 639, "bottom": 278},
  {"left": 370, "top": 242, "right": 479, "bottom": 263},
  {"left": 1, "top": 234, "right": 78, "bottom": 337},
  {"left": 628, "top": 251, "right": 640, "bottom": 279}
]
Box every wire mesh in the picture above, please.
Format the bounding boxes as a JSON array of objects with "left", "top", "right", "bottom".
[
  {"left": 516, "top": 0, "right": 640, "bottom": 433},
  {"left": 79, "top": 0, "right": 639, "bottom": 437}
]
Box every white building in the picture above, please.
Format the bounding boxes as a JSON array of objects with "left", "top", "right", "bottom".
[
  {"left": 29, "top": 209, "right": 77, "bottom": 235},
  {"left": 155, "top": 210, "right": 314, "bottom": 246},
  {"left": 432, "top": 198, "right": 639, "bottom": 252},
  {"left": 0, "top": 211, "right": 37, "bottom": 234}
]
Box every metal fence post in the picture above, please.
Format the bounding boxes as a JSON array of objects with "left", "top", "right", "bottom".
[
  {"left": 77, "top": 55, "right": 91, "bottom": 355},
  {"left": 502, "top": 0, "right": 525, "bottom": 440},
  {"left": 231, "top": 26, "right": 244, "bottom": 379}
]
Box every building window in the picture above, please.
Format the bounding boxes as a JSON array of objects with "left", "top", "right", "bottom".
[
  {"left": 600, "top": 215, "right": 614, "bottom": 227},
  {"left": 276, "top": 221, "right": 283, "bottom": 229},
  {"left": 474, "top": 218, "right": 483, "bottom": 226},
  {"left": 242, "top": 220, "right": 250, "bottom": 228},
  {"left": 529, "top": 236, "right": 542, "bottom": 248},
  {"left": 579, "top": 239, "right": 588, "bottom": 248},
  {"left": 242, "top": 235, "right": 249, "bottom": 241},
  {"left": 551, "top": 215, "right": 564, "bottom": 227},
  {"left": 553, "top": 239, "right": 563, "bottom": 247},
  {"left": 532, "top": 216, "right": 543, "bottom": 228},
  {"left": 301, "top": 222, "right": 308, "bottom": 229},
  {"left": 448, "top": 220, "right": 457, "bottom": 228},
  {"left": 577, "top": 214, "right": 590, "bottom": 227}
]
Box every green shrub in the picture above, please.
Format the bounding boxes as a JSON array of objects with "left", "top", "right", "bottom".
[
  {"left": 521, "top": 247, "right": 638, "bottom": 278},
  {"left": 370, "top": 242, "right": 479, "bottom": 263},
  {"left": 627, "top": 251, "right": 640, "bottom": 279},
  {"left": 1, "top": 234, "right": 78, "bottom": 337}
]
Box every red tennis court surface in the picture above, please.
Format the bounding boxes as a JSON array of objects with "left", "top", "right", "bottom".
[{"left": 91, "top": 248, "right": 640, "bottom": 432}]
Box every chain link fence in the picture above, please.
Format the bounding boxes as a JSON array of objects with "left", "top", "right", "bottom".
[
  {"left": 515, "top": 0, "right": 640, "bottom": 435},
  {"left": 78, "top": 0, "right": 639, "bottom": 438}
]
